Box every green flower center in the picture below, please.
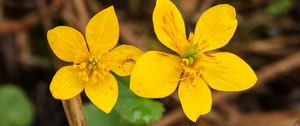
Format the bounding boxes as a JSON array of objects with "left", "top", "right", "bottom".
[{"left": 182, "top": 44, "right": 199, "bottom": 65}]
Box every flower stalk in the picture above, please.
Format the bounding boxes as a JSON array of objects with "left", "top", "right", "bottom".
[{"left": 61, "top": 95, "right": 86, "bottom": 126}]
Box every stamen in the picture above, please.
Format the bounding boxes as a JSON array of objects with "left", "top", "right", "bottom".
[
  {"left": 79, "top": 63, "right": 87, "bottom": 69},
  {"left": 188, "top": 32, "right": 195, "bottom": 43},
  {"left": 170, "top": 76, "right": 193, "bottom": 83},
  {"left": 73, "top": 55, "right": 109, "bottom": 83},
  {"left": 187, "top": 71, "right": 202, "bottom": 90},
  {"left": 179, "top": 54, "right": 208, "bottom": 91}
]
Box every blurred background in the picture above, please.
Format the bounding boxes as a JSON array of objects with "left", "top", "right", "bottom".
[{"left": 0, "top": 0, "right": 300, "bottom": 126}]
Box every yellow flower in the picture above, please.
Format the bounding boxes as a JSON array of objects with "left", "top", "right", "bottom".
[
  {"left": 130, "top": 0, "right": 257, "bottom": 122},
  {"left": 47, "top": 6, "right": 143, "bottom": 113}
]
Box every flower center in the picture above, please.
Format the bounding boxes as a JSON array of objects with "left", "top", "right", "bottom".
[
  {"left": 180, "top": 34, "right": 211, "bottom": 81},
  {"left": 180, "top": 51, "right": 211, "bottom": 82},
  {"left": 74, "top": 56, "right": 109, "bottom": 83}
]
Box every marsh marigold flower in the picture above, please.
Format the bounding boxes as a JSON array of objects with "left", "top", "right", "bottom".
[
  {"left": 47, "top": 6, "right": 143, "bottom": 113},
  {"left": 130, "top": 0, "right": 257, "bottom": 122}
]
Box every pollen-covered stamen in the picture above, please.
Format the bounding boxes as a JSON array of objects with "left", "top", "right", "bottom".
[
  {"left": 179, "top": 51, "right": 219, "bottom": 90},
  {"left": 179, "top": 57, "right": 205, "bottom": 90},
  {"left": 188, "top": 32, "right": 195, "bottom": 44},
  {"left": 180, "top": 58, "right": 198, "bottom": 80},
  {"left": 73, "top": 56, "right": 109, "bottom": 83}
]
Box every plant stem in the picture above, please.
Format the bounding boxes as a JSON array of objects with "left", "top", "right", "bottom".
[{"left": 62, "top": 95, "right": 86, "bottom": 126}]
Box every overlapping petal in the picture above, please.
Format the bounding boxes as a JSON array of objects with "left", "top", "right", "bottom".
[
  {"left": 153, "top": 0, "right": 187, "bottom": 55},
  {"left": 178, "top": 77, "right": 212, "bottom": 122},
  {"left": 50, "top": 66, "right": 85, "bottom": 100},
  {"left": 101, "top": 45, "right": 143, "bottom": 76},
  {"left": 193, "top": 4, "right": 238, "bottom": 51},
  {"left": 47, "top": 26, "right": 89, "bottom": 62},
  {"left": 85, "top": 6, "right": 119, "bottom": 56},
  {"left": 201, "top": 52, "right": 257, "bottom": 91},
  {"left": 130, "top": 51, "right": 182, "bottom": 98},
  {"left": 85, "top": 73, "right": 118, "bottom": 113}
]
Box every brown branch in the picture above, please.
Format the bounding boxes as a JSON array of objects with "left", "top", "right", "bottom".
[
  {"left": 0, "top": 5, "right": 3, "bottom": 21},
  {"left": 60, "top": 1, "right": 78, "bottom": 28},
  {"left": 246, "top": 35, "right": 300, "bottom": 53},
  {"left": 192, "top": 0, "right": 215, "bottom": 23},
  {"left": 73, "top": 0, "right": 89, "bottom": 32},
  {"left": 232, "top": 111, "right": 300, "bottom": 126},
  {"left": 151, "top": 107, "right": 185, "bottom": 126},
  {"left": 256, "top": 51, "right": 300, "bottom": 86},
  {"left": 37, "top": 0, "right": 64, "bottom": 30},
  {"left": 0, "top": 15, "right": 38, "bottom": 36},
  {"left": 120, "top": 21, "right": 148, "bottom": 51},
  {"left": 16, "top": 31, "right": 49, "bottom": 68},
  {"left": 87, "top": 0, "right": 103, "bottom": 14},
  {"left": 0, "top": 0, "right": 63, "bottom": 36},
  {"left": 228, "top": 34, "right": 300, "bottom": 56}
]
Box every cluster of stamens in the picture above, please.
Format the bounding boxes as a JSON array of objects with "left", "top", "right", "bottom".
[
  {"left": 180, "top": 42, "right": 210, "bottom": 83},
  {"left": 180, "top": 58, "right": 199, "bottom": 80},
  {"left": 180, "top": 56, "right": 207, "bottom": 90},
  {"left": 73, "top": 56, "right": 109, "bottom": 83}
]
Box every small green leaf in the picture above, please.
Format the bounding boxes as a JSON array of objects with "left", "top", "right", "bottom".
[
  {"left": 84, "top": 103, "right": 132, "bottom": 126},
  {"left": 266, "top": 0, "right": 293, "bottom": 17},
  {"left": 0, "top": 84, "right": 34, "bottom": 126},
  {"left": 115, "top": 76, "right": 165, "bottom": 125}
]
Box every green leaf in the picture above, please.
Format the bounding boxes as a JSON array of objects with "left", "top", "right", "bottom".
[
  {"left": 0, "top": 84, "right": 34, "bottom": 126},
  {"left": 266, "top": 0, "right": 293, "bottom": 17},
  {"left": 115, "top": 76, "right": 165, "bottom": 126},
  {"left": 84, "top": 103, "right": 132, "bottom": 126},
  {"left": 84, "top": 76, "right": 165, "bottom": 126}
]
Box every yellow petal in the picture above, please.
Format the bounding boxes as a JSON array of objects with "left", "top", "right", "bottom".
[
  {"left": 193, "top": 4, "right": 237, "bottom": 51},
  {"left": 102, "top": 45, "right": 144, "bottom": 76},
  {"left": 47, "top": 26, "right": 89, "bottom": 62},
  {"left": 130, "top": 51, "right": 182, "bottom": 98},
  {"left": 178, "top": 77, "right": 212, "bottom": 122},
  {"left": 50, "top": 66, "right": 85, "bottom": 100},
  {"left": 153, "top": 0, "right": 187, "bottom": 55},
  {"left": 85, "top": 6, "right": 119, "bottom": 56},
  {"left": 85, "top": 73, "right": 118, "bottom": 113},
  {"left": 201, "top": 52, "right": 257, "bottom": 91}
]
